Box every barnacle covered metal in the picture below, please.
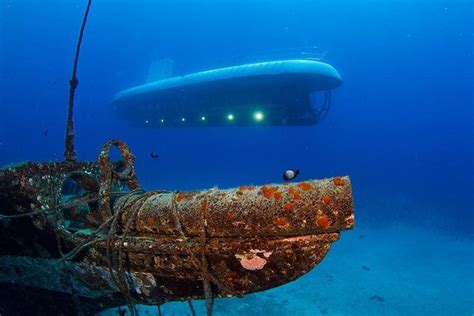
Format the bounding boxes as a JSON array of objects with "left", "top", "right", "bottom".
[{"left": 0, "top": 140, "right": 354, "bottom": 314}]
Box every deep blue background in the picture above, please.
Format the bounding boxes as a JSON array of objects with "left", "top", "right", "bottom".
[{"left": 1, "top": 0, "right": 473, "bottom": 234}]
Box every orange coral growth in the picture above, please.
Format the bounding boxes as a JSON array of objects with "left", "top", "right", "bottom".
[
  {"left": 322, "top": 195, "right": 332, "bottom": 205},
  {"left": 236, "top": 191, "right": 243, "bottom": 196},
  {"left": 239, "top": 185, "right": 256, "bottom": 191},
  {"left": 261, "top": 186, "right": 278, "bottom": 199},
  {"left": 317, "top": 216, "right": 330, "bottom": 228},
  {"left": 273, "top": 191, "right": 282, "bottom": 200},
  {"left": 288, "top": 187, "right": 297, "bottom": 195},
  {"left": 283, "top": 201, "right": 294, "bottom": 212},
  {"left": 293, "top": 193, "right": 302, "bottom": 200},
  {"left": 273, "top": 217, "right": 289, "bottom": 226},
  {"left": 333, "top": 177, "right": 345, "bottom": 186},
  {"left": 297, "top": 182, "right": 312, "bottom": 191}
]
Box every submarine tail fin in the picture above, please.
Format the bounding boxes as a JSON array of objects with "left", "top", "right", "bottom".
[{"left": 146, "top": 58, "right": 175, "bottom": 83}]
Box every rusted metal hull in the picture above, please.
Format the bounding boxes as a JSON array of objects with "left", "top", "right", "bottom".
[{"left": 0, "top": 143, "right": 354, "bottom": 315}]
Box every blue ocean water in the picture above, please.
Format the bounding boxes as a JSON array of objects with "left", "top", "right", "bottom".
[{"left": 0, "top": 0, "right": 473, "bottom": 315}]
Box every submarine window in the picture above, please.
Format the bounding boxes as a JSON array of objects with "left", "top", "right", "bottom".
[
  {"left": 227, "top": 114, "right": 234, "bottom": 121},
  {"left": 201, "top": 116, "right": 206, "bottom": 121},
  {"left": 253, "top": 111, "right": 264, "bottom": 121},
  {"left": 181, "top": 117, "right": 186, "bottom": 122},
  {"left": 160, "top": 119, "right": 165, "bottom": 123}
]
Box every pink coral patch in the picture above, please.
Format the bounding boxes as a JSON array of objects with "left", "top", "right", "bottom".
[{"left": 236, "top": 253, "right": 268, "bottom": 270}]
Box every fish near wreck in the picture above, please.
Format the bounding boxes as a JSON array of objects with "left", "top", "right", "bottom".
[{"left": 0, "top": 140, "right": 354, "bottom": 314}]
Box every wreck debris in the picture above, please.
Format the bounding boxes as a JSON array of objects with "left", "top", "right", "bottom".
[{"left": 0, "top": 140, "right": 354, "bottom": 314}]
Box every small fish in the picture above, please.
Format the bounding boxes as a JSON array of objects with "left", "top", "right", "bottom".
[
  {"left": 150, "top": 152, "right": 159, "bottom": 159},
  {"left": 44, "top": 129, "right": 48, "bottom": 137},
  {"left": 283, "top": 169, "right": 299, "bottom": 181}
]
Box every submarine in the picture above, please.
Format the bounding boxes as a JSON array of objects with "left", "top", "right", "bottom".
[{"left": 112, "top": 59, "right": 342, "bottom": 127}]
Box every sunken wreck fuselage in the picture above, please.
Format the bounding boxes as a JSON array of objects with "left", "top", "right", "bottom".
[{"left": 0, "top": 140, "right": 354, "bottom": 315}]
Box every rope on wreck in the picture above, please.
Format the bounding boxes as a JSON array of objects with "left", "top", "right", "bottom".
[
  {"left": 170, "top": 192, "right": 234, "bottom": 316},
  {"left": 104, "top": 195, "right": 138, "bottom": 315},
  {"left": 1, "top": 143, "right": 144, "bottom": 315},
  {"left": 105, "top": 191, "right": 147, "bottom": 316},
  {"left": 64, "top": 0, "right": 92, "bottom": 162},
  {"left": 44, "top": 178, "right": 85, "bottom": 316},
  {"left": 98, "top": 140, "right": 144, "bottom": 316},
  {"left": 0, "top": 193, "right": 123, "bottom": 220}
]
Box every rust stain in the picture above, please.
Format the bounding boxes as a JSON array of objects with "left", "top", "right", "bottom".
[
  {"left": 226, "top": 211, "right": 235, "bottom": 222},
  {"left": 145, "top": 216, "right": 158, "bottom": 226},
  {"left": 227, "top": 271, "right": 239, "bottom": 281},
  {"left": 175, "top": 194, "right": 185, "bottom": 202},
  {"left": 176, "top": 192, "right": 196, "bottom": 202},
  {"left": 201, "top": 195, "right": 208, "bottom": 213}
]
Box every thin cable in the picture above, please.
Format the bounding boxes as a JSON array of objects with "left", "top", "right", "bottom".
[{"left": 64, "top": 0, "right": 92, "bottom": 162}]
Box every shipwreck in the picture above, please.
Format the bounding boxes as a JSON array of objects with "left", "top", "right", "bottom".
[{"left": 0, "top": 1, "right": 354, "bottom": 315}]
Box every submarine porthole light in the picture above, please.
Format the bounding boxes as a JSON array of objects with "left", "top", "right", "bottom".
[
  {"left": 145, "top": 119, "right": 149, "bottom": 124},
  {"left": 160, "top": 119, "right": 164, "bottom": 123},
  {"left": 201, "top": 116, "right": 206, "bottom": 121},
  {"left": 254, "top": 111, "right": 264, "bottom": 121},
  {"left": 227, "top": 114, "right": 234, "bottom": 121},
  {"left": 181, "top": 117, "right": 186, "bottom": 122}
]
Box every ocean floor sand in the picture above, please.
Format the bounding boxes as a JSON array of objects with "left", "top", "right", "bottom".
[{"left": 101, "top": 223, "right": 473, "bottom": 316}]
